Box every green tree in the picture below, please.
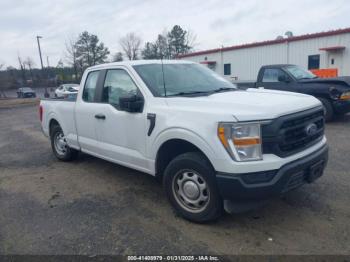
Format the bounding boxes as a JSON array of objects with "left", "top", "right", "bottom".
[
  {"left": 167, "top": 25, "right": 193, "bottom": 58},
  {"left": 75, "top": 31, "right": 110, "bottom": 71},
  {"left": 141, "top": 26, "right": 195, "bottom": 59},
  {"left": 141, "top": 42, "right": 158, "bottom": 59},
  {"left": 142, "top": 34, "right": 170, "bottom": 59},
  {"left": 155, "top": 34, "right": 170, "bottom": 58}
]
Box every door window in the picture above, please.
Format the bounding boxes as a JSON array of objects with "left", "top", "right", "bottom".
[
  {"left": 102, "top": 69, "right": 138, "bottom": 108},
  {"left": 308, "top": 54, "right": 320, "bottom": 70},
  {"left": 224, "top": 64, "right": 231, "bottom": 75},
  {"left": 262, "top": 69, "right": 287, "bottom": 82},
  {"left": 82, "top": 71, "right": 100, "bottom": 102}
]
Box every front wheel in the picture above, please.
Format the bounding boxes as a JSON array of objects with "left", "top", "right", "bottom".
[
  {"left": 163, "top": 152, "right": 223, "bottom": 222},
  {"left": 318, "top": 97, "right": 334, "bottom": 122},
  {"left": 50, "top": 125, "right": 78, "bottom": 161}
]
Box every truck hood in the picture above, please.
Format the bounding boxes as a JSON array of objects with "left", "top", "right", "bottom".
[
  {"left": 299, "top": 76, "right": 350, "bottom": 87},
  {"left": 165, "top": 89, "right": 321, "bottom": 121}
]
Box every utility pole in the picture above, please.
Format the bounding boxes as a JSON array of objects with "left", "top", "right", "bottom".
[{"left": 36, "top": 36, "right": 49, "bottom": 98}]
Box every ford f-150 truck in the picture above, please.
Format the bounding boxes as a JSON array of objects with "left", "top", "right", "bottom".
[
  {"left": 236, "top": 64, "right": 350, "bottom": 121},
  {"left": 40, "top": 60, "right": 328, "bottom": 222}
]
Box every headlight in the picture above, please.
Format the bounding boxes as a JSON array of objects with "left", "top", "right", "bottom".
[
  {"left": 340, "top": 91, "right": 350, "bottom": 101},
  {"left": 218, "top": 122, "right": 262, "bottom": 161}
]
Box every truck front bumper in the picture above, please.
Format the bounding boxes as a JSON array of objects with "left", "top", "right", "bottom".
[
  {"left": 333, "top": 99, "right": 350, "bottom": 114},
  {"left": 216, "top": 144, "right": 328, "bottom": 201}
]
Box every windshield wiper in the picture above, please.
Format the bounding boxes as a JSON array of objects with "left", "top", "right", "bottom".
[
  {"left": 166, "top": 91, "right": 211, "bottom": 97},
  {"left": 299, "top": 77, "right": 317, "bottom": 80},
  {"left": 211, "top": 87, "right": 237, "bottom": 93}
]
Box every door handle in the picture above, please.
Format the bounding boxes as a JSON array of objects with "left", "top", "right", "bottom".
[{"left": 95, "top": 114, "right": 106, "bottom": 120}]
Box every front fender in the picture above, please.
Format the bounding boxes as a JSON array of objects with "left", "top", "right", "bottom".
[{"left": 150, "top": 127, "right": 217, "bottom": 168}]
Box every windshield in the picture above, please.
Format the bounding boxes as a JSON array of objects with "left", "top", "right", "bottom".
[
  {"left": 133, "top": 63, "right": 236, "bottom": 97},
  {"left": 285, "top": 65, "right": 317, "bottom": 80},
  {"left": 67, "top": 87, "right": 78, "bottom": 92}
]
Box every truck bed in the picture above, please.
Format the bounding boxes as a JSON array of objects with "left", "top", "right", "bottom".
[
  {"left": 41, "top": 95, "right": 77, "bottom": 102},
  {"left": 40, "top": 96, "right": 77, "bottom": 143}
]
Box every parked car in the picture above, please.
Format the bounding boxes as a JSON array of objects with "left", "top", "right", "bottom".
[
  {"left": 40, "top": 60, "right": 328, "bottom": 222},
  {"left": 55, "top": 84, "right": 79, "bottom": 98},
  {"left": 236, "top": 64, "right": 350, "bottom": 121},
  {"left": 17, "top": 87, "right": 36, "bottom": 98}
]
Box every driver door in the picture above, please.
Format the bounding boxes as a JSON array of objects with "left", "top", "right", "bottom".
[
  {"left": 94, "top": 68, "right": 149, "bottom": 172},
  {"left": 258, "top": 68, "right": 292, "bottom": 91}
]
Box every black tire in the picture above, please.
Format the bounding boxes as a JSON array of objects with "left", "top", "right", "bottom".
[
  {"left": 318, "top": 97, "right": 334, "bottom": 122},
  {"left": 163, "top": 152, "right": 223, "bottom": 223},
  {"left": 50, "top": 125, "right": 78, "bottom": 161}
]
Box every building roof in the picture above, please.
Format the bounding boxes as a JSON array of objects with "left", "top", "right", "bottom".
[{"left": 178, "top": 27, "right": 350, "bottom": 58}]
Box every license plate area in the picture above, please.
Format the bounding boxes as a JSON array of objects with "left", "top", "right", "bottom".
[{"left": 306, "top": 160, "right": 325, "bottom": 183}]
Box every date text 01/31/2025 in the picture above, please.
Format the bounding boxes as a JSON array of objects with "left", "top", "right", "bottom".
[{"left": 127, "top": 255, "right": 219, "bottom": 261}]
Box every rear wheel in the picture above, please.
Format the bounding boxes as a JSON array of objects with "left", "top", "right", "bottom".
[
  {"left": 50, "top": 125, "right": 78, "bottom": 161},
  {"left": 163, "top": 152, "right": 223, "bottom": 222},
  {"left": 318, "top": 97, "right": 334, "bottom": 122}
]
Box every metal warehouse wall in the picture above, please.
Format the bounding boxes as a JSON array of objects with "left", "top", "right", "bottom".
[
  {"left": 288, "top": 34, "right": 350, "bottom": 76},
  {"left": 222, "top": 44, "right": 287, "bottom": 80},
  {"left": 180, "top": 33, "right": 350, "bottom": 81}
]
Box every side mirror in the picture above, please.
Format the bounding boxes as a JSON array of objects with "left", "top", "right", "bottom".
[
  {"left": 119, "top": 95, "right": 144, "bottom": 113},
  {"left": 278, "top": 75, "right": 290, "bottom": 83}
]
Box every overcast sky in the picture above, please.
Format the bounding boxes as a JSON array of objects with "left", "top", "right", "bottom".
[{"left": 1, "top": 0, "right": 349, "bottom": 68}]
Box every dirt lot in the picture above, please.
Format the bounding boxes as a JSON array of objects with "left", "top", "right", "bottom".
[
  {"left": 0, "top": 104, "right": 349, "bottom": 255},
  {"left": 0, "top": 98, "right": 39, "bottom": 109}
]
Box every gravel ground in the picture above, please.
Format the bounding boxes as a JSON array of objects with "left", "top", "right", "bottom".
[{"left": 0, "top": 105, "right": 349, "bottom": 255}]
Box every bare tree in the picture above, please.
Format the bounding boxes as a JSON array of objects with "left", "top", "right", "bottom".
[
  {"left": 17, "top": 54, "right": 26, "bottom": 83},
  {"left": 24, "top": 57, "right": 35, "bottom": 83},
  {"left": 65, "top": 37, "right": 79, "bottom": 78},
  {"left": 185, "top": 29, "right": 197, "bottom": 51},
  {"left": 119, "top": 33, "right": 142, "bottom": 60},
  {"left": 112, "top": 52, "right": 123, "bottom": 62},
  {"left": 0, "top": 63, "right": 5, "bottom": 98}
]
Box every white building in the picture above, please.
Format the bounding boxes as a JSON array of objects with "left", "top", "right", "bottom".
[{"left": 178, "top": 28, "right": 350, "bottom": 81}]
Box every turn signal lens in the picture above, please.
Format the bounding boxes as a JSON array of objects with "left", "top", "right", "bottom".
[
  {"left": 233, "top": 137, "right": 261, "bottom": 146},
  {"left": 218, "top": 126, "right": 229, "bottom": 148},
  {"left": 340, "top": 91, "right": 350, "bottom": 101}
]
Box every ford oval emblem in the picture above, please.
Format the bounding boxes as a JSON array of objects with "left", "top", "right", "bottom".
[{"left": 305, "top": 123, "right": 318, "bottom": 136}]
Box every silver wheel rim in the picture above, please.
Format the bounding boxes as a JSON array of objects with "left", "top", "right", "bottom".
[
  {"left": 54, "top": 131, "right": 68, "bottom": 156},
  {"left": 172, "top": 170, "right": 210, "bottom": 213}
]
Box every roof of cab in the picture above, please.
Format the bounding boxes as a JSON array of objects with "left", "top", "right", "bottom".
[
  {"left": 261, "top": 64, "right": 297, "bottom": 68},
  {"left": 87, "top": 59, "right": 195, "bottom": 70}
]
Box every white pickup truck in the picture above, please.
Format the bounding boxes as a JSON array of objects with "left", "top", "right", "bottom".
[{"left": 40, "top": 60, "right": 328, "bottom": 222}]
